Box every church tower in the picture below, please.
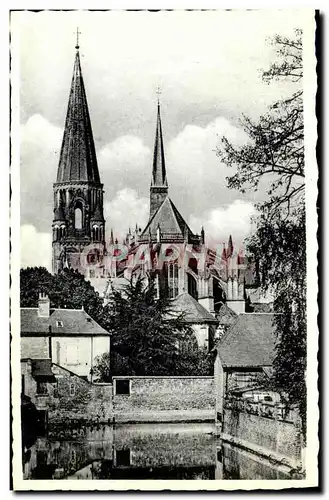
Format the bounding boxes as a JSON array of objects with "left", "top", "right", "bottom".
[
  {"left": 52, "top": 35, "right": 106, "bottom": 276},
  {"left": 149, "top": 99, "right": 168, "bottom": 219}
]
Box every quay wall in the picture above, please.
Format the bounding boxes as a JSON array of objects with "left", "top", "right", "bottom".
[{"left": 112, "top": 376, "right": 215, "bottom": 422}]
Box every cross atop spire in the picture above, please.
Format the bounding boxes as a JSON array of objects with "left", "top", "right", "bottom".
[
  {"left": 75, "top": 27, "right": 81, "bottom": 50},
  {"left": 156, "top": 86, "right": 162, "bottom": 105}
]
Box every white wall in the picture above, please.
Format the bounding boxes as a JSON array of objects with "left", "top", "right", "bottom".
[
  {"left": 52, "top": 336, "right": 110, "bottom": 379},
  {"left": 21, "top": 335, "right": 110, "bottom": 380},
  {"left": 192, "top": 324, "right": 209, "bottom": 349}
]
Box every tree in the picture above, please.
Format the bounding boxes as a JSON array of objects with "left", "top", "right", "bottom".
[
  {"left": 217, "top": 29, "right": 307, "bottom": 432},
  {"left": 94, "top": 276, "right": 212, "bottom": 378},
  {"left": 20, "top": 267, "right": 53, "bottom": 307}
]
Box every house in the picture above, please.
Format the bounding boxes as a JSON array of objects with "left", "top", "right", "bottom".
[
  {"left": 170, "top": 292, "right": 218, "bottom": 349},
  {"left": 21, "top": 293, "right": 111, "bottom": 380},
  {"left": 213, "top": 313, "right": 277, "bottom": 421}
]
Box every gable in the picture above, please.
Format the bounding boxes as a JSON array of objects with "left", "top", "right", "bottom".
[{"left": 142, "top": 197, "right": 194, "bottom": 238}]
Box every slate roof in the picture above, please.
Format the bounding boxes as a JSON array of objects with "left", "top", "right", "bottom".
[
  {"left": 217, "top": 313, "right": 276, "bottom": 368},
  {"left": 141, "top": 196, "right": 194, "bottom": 238},
  {"left": 21, "top": 308, "right": 110, "bottom": 336},
  {"left": 56, "top": 49, "right": 101, "bottom": 184},
  {"left": 170, "top": 292, "right": 218, "bottom": 324}
]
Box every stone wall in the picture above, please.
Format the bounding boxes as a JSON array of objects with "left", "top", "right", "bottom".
[
  {"left": 112, "top": 376, "right": 215, "bottom": 422},
  {"left": 221, "top": 399, "right": 302, "bottom": 469},
  {"left": 49, "top": 364, "right": 112, "bottom": 424}
]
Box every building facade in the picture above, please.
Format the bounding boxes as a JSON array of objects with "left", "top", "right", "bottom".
[{"left": 21, "top": 294, "right": 111, "bottom": 381}]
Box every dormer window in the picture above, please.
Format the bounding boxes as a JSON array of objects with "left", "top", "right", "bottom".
[{"left": 56, "top": 321, "right": 63, "bottom": 327}]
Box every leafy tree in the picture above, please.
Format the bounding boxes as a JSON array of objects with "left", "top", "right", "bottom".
[
  {"left": 20, "top": 267, "right": 53, "bottom": 307},
  {"left": 20, "top": 267, "right": 106, "bottom": 329},
  {"left": 217, "top": 29, "right": 307, "bottom": 432},
  {"left": 94, "top": 275, "right": 212, "bottom": 378}
]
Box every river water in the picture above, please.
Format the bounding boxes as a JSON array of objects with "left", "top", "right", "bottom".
[{"left": 22, "top": 423, "right": 292, "bottom": 480}]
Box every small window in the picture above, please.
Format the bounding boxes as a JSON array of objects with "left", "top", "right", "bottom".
[
  {"left": 70, "top": 382, "right": 75, "bottom": 396},
  {"left": 115, "top": 379, "right": 130, "bottom": 395},
  {"left": 56, "top": 321, "right": 63, "bottom": 327},
  {"left": 116, "top": 449, "right": 131, "bottom": 467}
]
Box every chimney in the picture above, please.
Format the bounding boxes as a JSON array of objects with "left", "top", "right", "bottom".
[{"left": 38, "top": 292, "right": 50, "bottom": 318}]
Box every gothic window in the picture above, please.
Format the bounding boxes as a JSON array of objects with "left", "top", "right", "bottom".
[
  {"left": 188, "top": 273, "right": 198, "bottom": 300},
  {"left": 74, "top": 204, "right": 83, "bottom": 229},
  {"left": 166, "top": 262, "right": 179, "bottom": 298}
]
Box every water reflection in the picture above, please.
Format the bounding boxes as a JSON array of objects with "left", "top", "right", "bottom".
[
  {"left": 23, "top": 423, "right": 216, "bottom": 480},
  {"left": 23, "top": 423, "right": 291, "bottom": 480}
]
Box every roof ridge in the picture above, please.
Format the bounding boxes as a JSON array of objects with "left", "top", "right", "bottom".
[
  {"left": 168, "top": 198, "right": 193, "bottom": 235},
  {"left": 21, "top": 307, "right": 86, "bottom": 312}
]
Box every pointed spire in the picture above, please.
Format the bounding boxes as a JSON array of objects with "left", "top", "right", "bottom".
[
  {"left": 221, "top": 243, "right": 227, "bottom": 261},
  {"left": 201, "top": 226, "right": 205, "bottom": 245},
  {"left": 56, "top": 42, "right": 101, "bottom": 184},
  {"left": 227, "top": 235, "right": 234, "bottom": 259},
  {"left": 110, "top": 228, "right": 114, "bottom": 245},
  {"left": 151, "top": 98, "right": 168, "bottom": 188}
]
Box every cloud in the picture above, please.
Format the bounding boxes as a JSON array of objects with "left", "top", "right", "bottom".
[
  {"left": 104, "top": 188, "right": 149, "bottom": 242},
  {"left": 20, "top": 224, "right": 52, "bottom": 270},
  {"left": 98, "top": 135, "right": 151, "bottom": 199},
  {"left": 189, "top": 200, "right": 257, "bottom": 250},
  {"left": 20, "top": 114, "right": 63, "bottom": 232},
  {"left": 165, "top": 116, "right": 256, "bottom": 221}
]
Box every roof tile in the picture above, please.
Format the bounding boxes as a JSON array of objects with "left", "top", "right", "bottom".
[{"left": 217, "top": 313, "right": 277, "bottom": 368}]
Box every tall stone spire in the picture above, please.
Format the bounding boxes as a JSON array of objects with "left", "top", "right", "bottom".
[
  {"left": 56, "top": 42, "right": 100, "bottom": 183},
  {"left": 52, "top": 34, "right": 106, "bottom": 277},
  {"left": 150, "top": 95, "right": 168, "bottom": 219}
]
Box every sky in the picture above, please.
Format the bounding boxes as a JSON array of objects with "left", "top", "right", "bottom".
[{"left": 13, "top": 9, "right": 307, "bottom": 270}]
